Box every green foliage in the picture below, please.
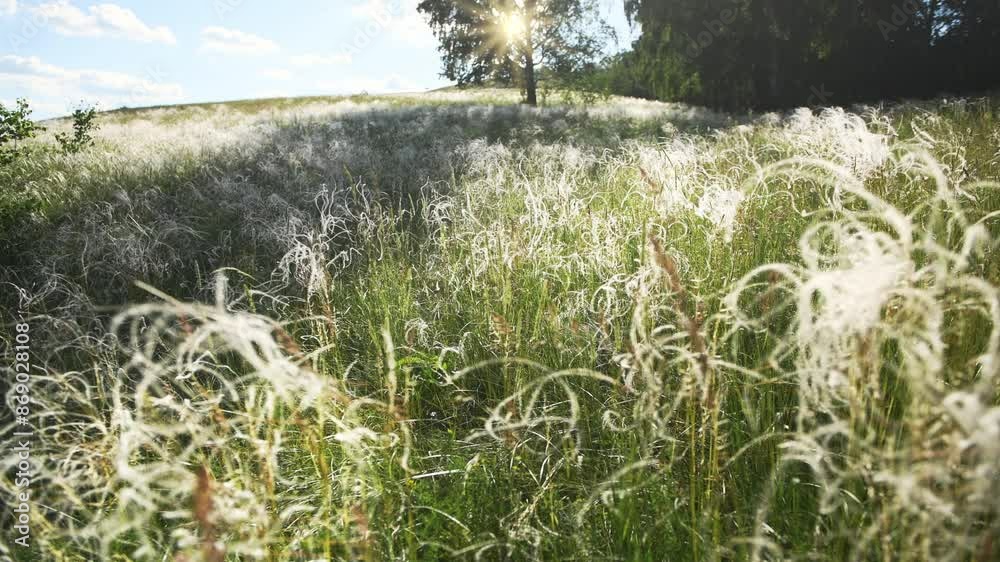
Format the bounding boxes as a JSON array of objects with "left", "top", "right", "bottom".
[
  {"left": 55, "top": 105, "right": 100, "bottom": 154},
  {"left": 0, "top": 98, "right": 44, "bottom": 165},
  {"left": 586, "top": 51, "right": 654, "bottom": 99},
  {"left": 621, "top": 0, "right": 1000, "bottom": 109},
  {"left": 1, "top": 92, "right": 998, "bottom": 561},
  {"left": 417, "top": 0, "right": 614, "bottom": 105},
  {"left": 538, "top": 71, "right": 608, "bottom": 105}
]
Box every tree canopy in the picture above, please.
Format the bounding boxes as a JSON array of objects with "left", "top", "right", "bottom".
[
  {"left": 417, "top": 0, "right": 614, "bottom": 105},
  {"left": 620, "top": 0, "right": 1000, "bottom": 109}
]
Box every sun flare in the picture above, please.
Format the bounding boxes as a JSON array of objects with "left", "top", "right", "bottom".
[{"left": 501, "top": 12, "right": 526, "bottom": 43}]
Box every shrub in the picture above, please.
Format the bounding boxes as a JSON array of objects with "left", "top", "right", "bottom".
[
  {"left": 0, "top": 98, "right": 44, "bottom": 165},
  {"left": 55, "top": 105, "right": 100, "bottom": 154}
]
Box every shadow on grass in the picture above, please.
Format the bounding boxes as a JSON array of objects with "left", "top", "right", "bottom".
[{"left": 1, "top": 101, "right": 728, "bottom": 309}]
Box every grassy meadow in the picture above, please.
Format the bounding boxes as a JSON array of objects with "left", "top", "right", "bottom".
[{"left": 1, "top": 91, "right": 999, "bottom": 561}]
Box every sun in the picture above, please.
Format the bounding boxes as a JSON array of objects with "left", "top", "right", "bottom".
[{"left": 500, "top": 11, "right": 526, "bottom": 43}]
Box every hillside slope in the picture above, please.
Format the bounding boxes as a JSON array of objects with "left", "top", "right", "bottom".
[{"left": 2, "top": 91, "right": 999, "bottom": 561}]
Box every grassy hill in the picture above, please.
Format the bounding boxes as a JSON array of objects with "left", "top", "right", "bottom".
[{"left": 2, "top": 90, "right": 999, "bottom": 561}]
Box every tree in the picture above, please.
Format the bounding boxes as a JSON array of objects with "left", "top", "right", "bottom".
[
  {"left": 417, "top": 0, "right": 614, "bottom": 106},
  {"left": 0, "top": 98, "right": 45, "bottom": 166},
  {"left": 55, "top": 105, "right": 100, "bottom": 154},
  {"left": 621, "top": 0, "right": 1000, "bottom": 110}
]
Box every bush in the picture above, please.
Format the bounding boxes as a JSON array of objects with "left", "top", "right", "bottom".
[
  {"left": 0, "top": 98, "right": 44, "bottom": 165},
  {"left": 55, "top": 105, "right": 100, "bottom": 154}
]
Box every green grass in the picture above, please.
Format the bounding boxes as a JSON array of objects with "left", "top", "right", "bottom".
[{"left": 1, "top": 91, "right": 998, "bottom": 561}]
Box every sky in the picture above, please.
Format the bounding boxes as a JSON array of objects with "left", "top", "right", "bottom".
[{"left": 0, "top": 0, "right": 635, "bottom": 119}]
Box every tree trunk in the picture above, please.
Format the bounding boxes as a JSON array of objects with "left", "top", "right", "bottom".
[
  {"left": 523, "top": 0, "right": 538, "bottom": 106},
  {"left": 525, "top": 51, "right": 537, "bottom": 106}
]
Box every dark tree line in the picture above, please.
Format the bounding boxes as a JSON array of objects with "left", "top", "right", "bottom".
[{"left": 615, "top": 0, "right": 1000, "bottom": 109}]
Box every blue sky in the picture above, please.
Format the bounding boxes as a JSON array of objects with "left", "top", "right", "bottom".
[{"left": 0, "top": 0, "right": 634, "bottom": 119}]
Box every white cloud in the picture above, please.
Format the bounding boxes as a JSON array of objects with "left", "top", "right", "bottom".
[
  {"left": 1, "top": 96, "right": 66, "bottom": 118},
  {"left": 200, "top": 26, "right": 279, "bottom": 56},
  {"left": 347, "top": 0, "right": 435, "bottom": 49},
  {"left": 314, "top": 74, "right": 423, "bottom": 95},
  {"left": 0, "top": 54, "right": 185, "bottom": 109},
  {"left": 252, "top": 89, "right": 293, "bottom": 100},
  {"left": 0, "top": 54, "right": 66, "bottom": 77},
  {"left": 259, "top": 68, "right": 292, "bottom": 81},
  {"left": 289, "top": 53, "right": 352, "bottom": 67},
  {"left": 1, "top": 0, "right": 16, "bottom": 16},
  {"left": 29, "top": 2, "right": 176, "bottom": 44}
]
